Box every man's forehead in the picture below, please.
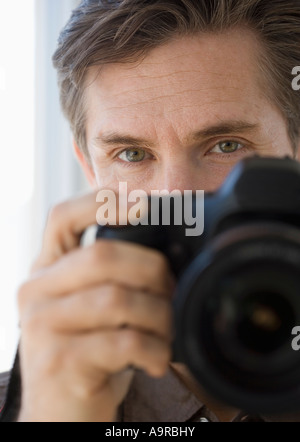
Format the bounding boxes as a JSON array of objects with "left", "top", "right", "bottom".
[
  {"left": 84, "top": 29, "right": 277, "bottom": 146},
  {"left": 85, "top": 29, "right": 261, "bottom": 100}
]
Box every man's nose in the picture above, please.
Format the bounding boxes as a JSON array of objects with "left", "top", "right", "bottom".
[{"left": 157, "top": 163, "right": 200, "bottom": 192}]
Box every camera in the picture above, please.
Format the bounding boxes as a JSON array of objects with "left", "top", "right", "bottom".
[{"left": 96, "top": 156, "right": 300, "bottom": 415}]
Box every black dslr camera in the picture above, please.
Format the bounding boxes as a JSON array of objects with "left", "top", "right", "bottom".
[{"left": 96, "top": 156, "right": 300, "bottom": 415}]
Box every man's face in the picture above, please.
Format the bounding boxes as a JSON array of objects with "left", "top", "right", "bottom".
[{"left": 82, "top": 29, "right": 295, "bottom": 194}]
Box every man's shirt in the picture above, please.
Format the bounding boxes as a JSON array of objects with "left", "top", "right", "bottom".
[
  {"left": 117, "top": 367, "right": 300, "bottom": 422},
  {"left": 0, "top": 372, "right": 9, "bottom": 413},
  {"left": 2, "top": 352, "right": 300, "bottom": 422}
]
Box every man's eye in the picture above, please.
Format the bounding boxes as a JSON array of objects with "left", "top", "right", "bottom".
[
  {"left": 118, "top": 148, "right": 146, "bottom": 163},
  {"left": 210, "top": 141, "right": 244, "bottom": 154}
]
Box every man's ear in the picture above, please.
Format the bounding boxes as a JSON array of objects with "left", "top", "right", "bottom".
[{"left": 73, "top": 139, "right": 97, "bottom": 188}]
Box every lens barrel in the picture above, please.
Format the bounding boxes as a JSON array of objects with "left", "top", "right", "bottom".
[{"left": 174, "top": 222, "right": 300, "bottom": 414}]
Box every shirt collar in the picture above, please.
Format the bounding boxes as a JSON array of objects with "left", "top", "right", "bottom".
[{"left": 119, "top": 366, "right": 205, "bottom": 422}]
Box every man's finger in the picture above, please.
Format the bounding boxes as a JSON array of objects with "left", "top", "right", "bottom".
[
  {"left": 20, "top": 240, "right": 174, "bottom": 305},
  {"left": 21, "top": 284, "right": 173, "bottom": 341},
  {"left": 32, "top": 190, "right": 148, "bottom": 272}
]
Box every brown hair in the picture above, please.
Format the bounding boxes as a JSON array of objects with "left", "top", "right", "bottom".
[{"left": 52, "top": 0, "right": 300, "bottom": 157}]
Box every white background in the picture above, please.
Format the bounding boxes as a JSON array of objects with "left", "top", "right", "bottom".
[{"left": 0, "top": 0, "right": 86, "bottom": 372}]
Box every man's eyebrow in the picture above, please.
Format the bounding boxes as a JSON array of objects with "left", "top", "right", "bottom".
[
  {"left": 188, "top": 120, "right": 260, "bottom": 142},
  {"left": 93, "top": 120, "right": 260, "bottom": 149},
  {"left": 93, "top": 133, "right": 154, "bottom": 149}
]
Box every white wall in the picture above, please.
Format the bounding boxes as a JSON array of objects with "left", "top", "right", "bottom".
[
  {"left": 0, "top": 0, "right": 36, "bottom": 372},
  {"left": 0, "top": 0, "right": 88, "bottom": 372}
]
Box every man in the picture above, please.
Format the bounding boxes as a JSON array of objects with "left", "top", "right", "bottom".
[{"left": 1, "top": 0, "right": 300, "bottom": 422}]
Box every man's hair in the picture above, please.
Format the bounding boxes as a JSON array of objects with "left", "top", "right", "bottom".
[{"left": 52, "top": 0, "right": 300, "bottom": 157}]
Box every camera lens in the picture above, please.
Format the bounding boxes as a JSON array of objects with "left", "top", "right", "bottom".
[
  {"left": 236, "top": 289, "right": 294, "bottom": 354},
  {"left": 174, "top": 222, "right": 300, "bottom": 413}
]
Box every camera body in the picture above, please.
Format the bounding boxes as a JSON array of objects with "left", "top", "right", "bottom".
[{"left": 96, "top": 156, "right": 300, "bottom": 414}]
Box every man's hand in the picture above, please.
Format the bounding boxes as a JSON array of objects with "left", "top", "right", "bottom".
[{"left": 17, "top": 192, "right": 175, "bottom": 422}]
